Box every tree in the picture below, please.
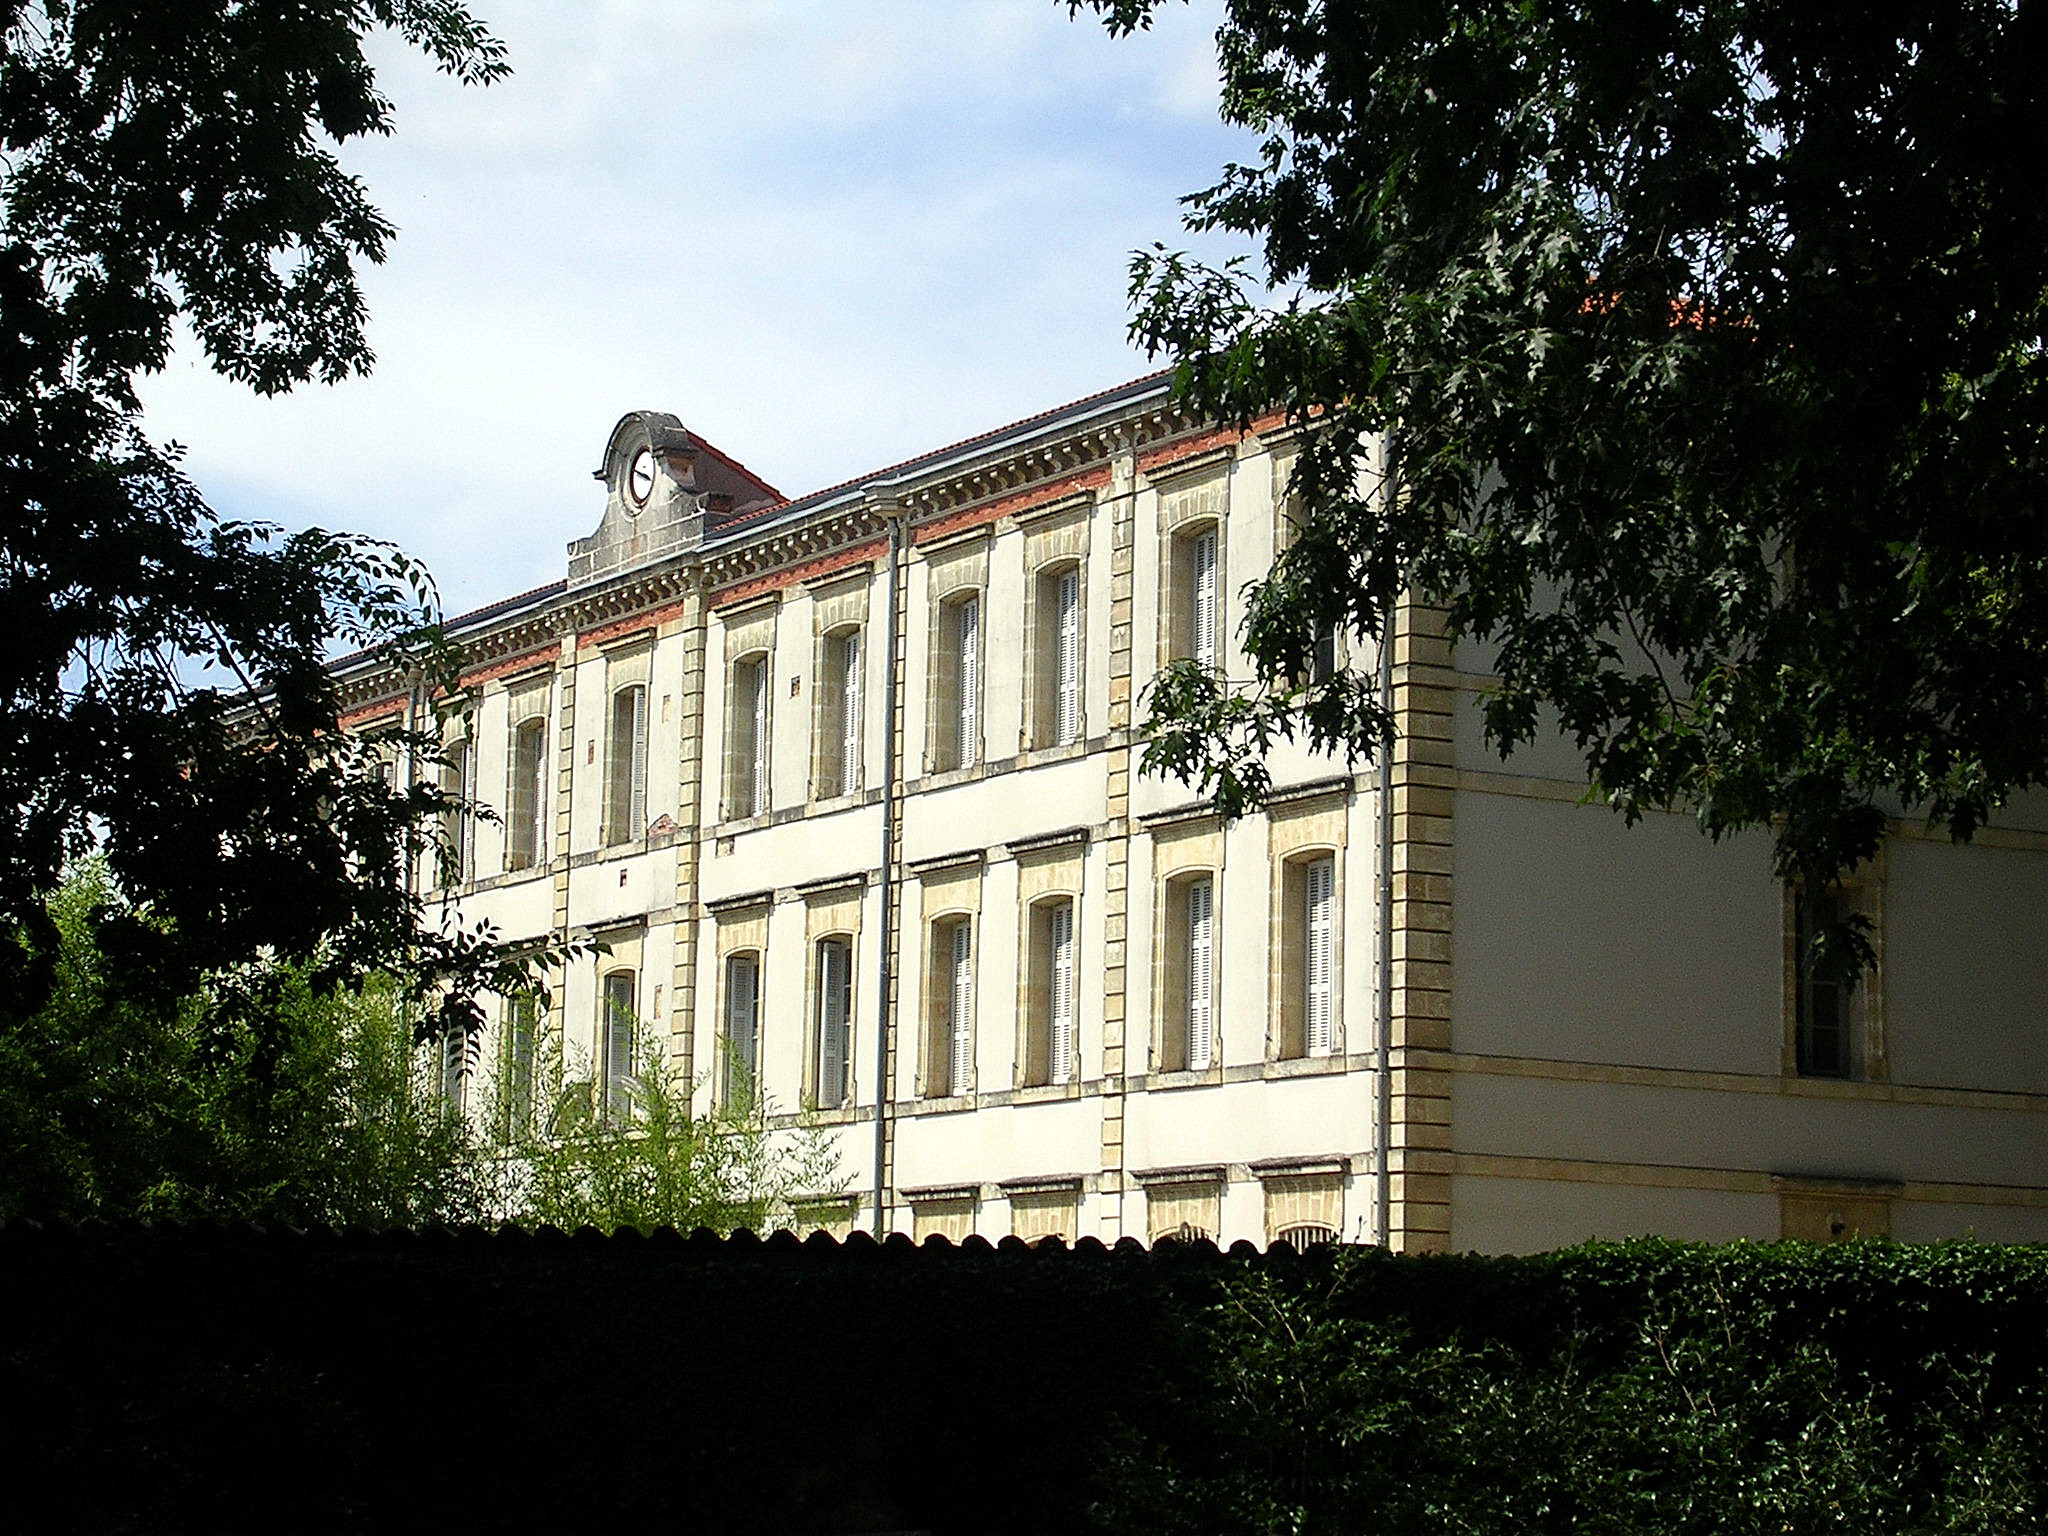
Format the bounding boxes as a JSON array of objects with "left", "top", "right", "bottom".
[
  {"left": 0, "top": 1, "right": 517, "bottom": 1036},
  {"left": 0, "top": 862, "right": 490, "bottom": 1226},
  {"left": 1083, "top": 0, "right": 2048, "bottom": 962}
]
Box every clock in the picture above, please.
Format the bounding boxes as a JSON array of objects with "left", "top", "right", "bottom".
[{"left": 627, "top": 447, "right": 656, "bottom": 507}]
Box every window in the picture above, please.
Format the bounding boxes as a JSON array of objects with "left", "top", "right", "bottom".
[
  {"left": 722, "top": 951, "right": 761, "bottom": 1110},
  {"left": 1278, "top": 854, "right": 1337, "bottom": 1060},
  {"left": 603, "top": 684, "right": 648, "bottom": 846},
  {"left": 437, "top": 1026, "right": 468, "bottom": 1112},
  {"left": 1263, "top": 1172, "right": 1343, "bottom": 1248},
  {"left": 1160, "top": 874, "right": 1217, "bottom": 1072},
  {"left": 438, "top": 735, "right": 474, "bottom": 887},
  {"left": 813, "top": 936, "right": 853, "bottom": 1108},
  {"left": 1167, "top": 522, "right": 1221, "bottom": 669},
  {"left": 933, "top": 591, "right": 981, "bottom": 771},
  {"left": 506, "top": 714, "right": 549, "bottom": 871},
  {"left": 1030, "top": 563, "right": 1084, "bottom": 748},
  {"left": 503, "top": 994, "right": 538, "bottom": 1141},
  {"left": 1794, "top": 885, "right": 1858, "bottom": 1077},
  {"left": 814, "top": 627, "right": 862, "bottom": 799},
  {"left": 912, "top": 1195, "right": 976, "bottom": 1243},
  {"left": 1008, "top": 1186, "right": 1081, "bottom": 1245},
  {"left": 601, "top": 969, "right": 637, "bottom": 1124},
  {"left": 925, "top": 916, "right": 974, "bottom": 1097},
  {"left": 726, "top": 654, "right": 770, "bottom": 819},
  {"left": 1145, "top": 1179, "right": 1221, "bottom": 1244},
  {"left": 1022, "top": 898, "right": 1077, "bottom": 1087}
]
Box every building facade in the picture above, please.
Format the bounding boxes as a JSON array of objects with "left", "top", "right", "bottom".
[{"left": 339, "top": 374, "right": 2048, "bottom": 1251}]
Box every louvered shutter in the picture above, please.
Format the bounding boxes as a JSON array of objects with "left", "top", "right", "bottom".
[
  {"left": 818, "top": 940, "right": 848, "bottom": 1106},
  {"left": 1192, "top": 529, "right": 1219, "bottom": 669},
  {"left": 949, "top": 920, "right": 973, "bottom": 1094},
  {"left": 956, "top": 596, "right": 979, "bottom": 767},
  {"left": 1305, "top": 857, "right": 1335, "bottom": 1055},
  {"left": 1049, "top": 901, "right": 1075, "bottom": 1082},
  {"left": 748, "top": 663, "right": 768, "bottom": 814},
  {"left": 726, "top": 954, "right": 759, "bottom": 1096},
  {"left": 1187, "top": 877, "right": 1214, "bottom": 1069},
  {"left": 506, "top": 722, "right": 534, "bottom": 870},
  {"left": 603, "top": 971, "right": 636, "bottom": 1122},
  {"left": 507, "top": 997, "right": 536, "bottom": 1139},
  {"left": 839, "top": 631, "right": 862, "bottom": 793},
  {"left": 1055, "top": 569, "right": 1081, "bottom": 744}
]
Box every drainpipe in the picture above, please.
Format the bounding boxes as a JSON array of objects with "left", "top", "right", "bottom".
[
  {"left": 868, "top": 493, "right": 908, "bottom": 1237},
  {"left": 1374, "top": 428, "right": 1396, "bottom": 1247}
]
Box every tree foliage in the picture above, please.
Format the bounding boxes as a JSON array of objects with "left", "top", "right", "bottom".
[
  {"left": 0, "top": 1, "right": 515, "bottom": 1034},
  {"left": 0, "top": 864, "right": 840, "bottom": 1232},
  {"left": 1084, "top": 0, "right": 2048, "bottom": 923}
]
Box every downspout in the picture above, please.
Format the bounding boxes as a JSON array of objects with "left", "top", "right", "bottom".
[
  {"left": 870, "top": 494, "right": 907, "bottom": 1237},
  {"left": 1374, "top": 428, "right": 1396, "bottom": 1246}
]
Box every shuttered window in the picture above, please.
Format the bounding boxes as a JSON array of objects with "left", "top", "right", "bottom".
[
  {"left": 507, "top": 715, "right": 549, "bottom": 871},
  {"left": 504, "top": 995, "right": 537, "bottom": 1141},
  {"left": 837, "top": 629, "right": 862, "bottom": 795},
  {"left": 728, "top": 656, "right": 771, "bottom": 819},
  {"left": 1305, "top": 856, "right": 1335, "bottom": 1056},
  {"left": 601, "top": 969, "right": 637, "bottom": 1124},
  {"left": 1049, "top": 899, "right": 1076, "bottom": 1083},
  {"left": 1191, "top": 527, "right": 1219, "bottom": 669},
  {"left": 604, "top": 684, "right": 648, "bottom": 845},
  {"left": 724, "top": 952, "right": 760, "bottom": 1108},
  {"left": 815, "top": 937, "right": 852, "bottom": 1107},
  {"left": 439, "top": 736, "right": 473, "bottom": 885},
  {"left": 949, "top": 919, "right": 973, "bottom": 1095},
  {"left": 1055, "top": 567, "right": 1081, "bottom": 745},
  {"left": 954, "top": 595, "right": 980, "bottom": 769},
  {"left": 1186, "top": 875, "right": 1215, "bottom": 1070}
]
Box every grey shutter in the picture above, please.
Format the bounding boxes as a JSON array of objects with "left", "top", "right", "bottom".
[
  {"left": 1192, "top": 529, "right": 1219, "bottom": 669},
  {"left": 956, "top": 596, "right": 979, "bottom": 767},
  {"left": 1305, "top": 857, "right": 1335, "bottom": 1055},
  {"left": 818, "top": 940, "right": 849, "bottom": 1106},
  {"left": 1055, "top": 568, "right": 1081, "bottom": 744},
  {"left": 1187, "top": 877, "right": 1214, "bottom": 1070},
  {"left": 839, "top": 630, "right": 862, "bottom": 794},
  {"left": 949, "top": 920, "right": 973, "bottom": 1095},
  {"left": 1049, "top": 900, "right": 1075, "bottom": 1083}
]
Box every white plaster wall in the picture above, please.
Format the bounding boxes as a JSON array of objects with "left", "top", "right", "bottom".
[
  {"left": 1453, "top": 1070, "right": 2048, "bottom": 1188},
  {"left": 570, "top": 845, "right": 676, "bottom": 932},
  {"left": 894, "top": 1098, "right": 1098, "bottom": 1190},
  {"left": 698, "top": 803, "right": 881, "bottom": 903},
  {"left": 1454, "top": 793, "right": 1781, "bottom": 1075},
  {"left": 1884, "top": 837, "right": 2048, "bottom": 1094},
  {"left": 1451, "top": 1177, "right": 1770, "bottom": 1252},
  {"left": 1124, "top": 1072, "right": 1373, "bottom": 1172},
  {"left": 899, "top": 756, "right": 1106, "bottom": 862}
]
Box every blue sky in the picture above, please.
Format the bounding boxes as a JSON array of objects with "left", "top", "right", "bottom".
[{"left": 136, "top": 0, "right": 1254, "bottom": 617}]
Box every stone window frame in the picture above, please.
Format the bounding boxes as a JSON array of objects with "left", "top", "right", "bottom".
[
  {"left": 1143, "top": 1174, "right": 1223, "bottom": 1244},
  {"left": 599, "top": 963, "right": 639, "bottom": 1126},
  {"left": 1156, "top": 473, "right": 1227, "bottom": 674},
  {"left": 1021, "top": 503, "right": 1091, "bottom": 752},
  {"left": 809, "top": 574, "right": 869, "bottom": 801},
  {"left": 503, "top": 676, "right": 552, "bottom": 873},
  {"left": 917, "top": 863, "right": 982, "bottom": 1100},
  {"left": 600, "top": 644, "right": 652, "bottom": 848},
  {"left": 922, "top": 536, "right": 989, "bottom": 776},
  {"left": 1783, "top": 851, "right": 1887, "bottom": 1083},
  {"left": 717, "top": 603, "right": 777, "bottom": 824}
]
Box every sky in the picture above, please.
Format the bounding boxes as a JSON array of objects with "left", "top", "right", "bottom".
[{"left": 135, "top": 0, "right": 1256, "bottom": 617}]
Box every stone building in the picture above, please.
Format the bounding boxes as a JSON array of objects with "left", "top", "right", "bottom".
[{"left": 337, "top": 373, "right": 2048, "bottom": 1251}]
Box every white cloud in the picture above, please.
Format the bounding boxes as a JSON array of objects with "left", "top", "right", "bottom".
[{"left": 136, "top": 0, "right": 1252, "bottom": 616}]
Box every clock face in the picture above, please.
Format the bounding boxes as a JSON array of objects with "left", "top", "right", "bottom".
[{"left": 627, "top": 447, "right": 656, "bottom": 507}]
